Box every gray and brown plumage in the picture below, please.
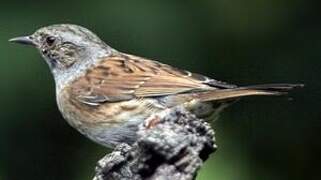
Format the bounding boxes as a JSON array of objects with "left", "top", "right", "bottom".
[{"left": 9, "top": 24, "right": 303, "bottom": 148}]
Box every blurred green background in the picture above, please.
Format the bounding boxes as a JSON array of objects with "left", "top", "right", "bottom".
[{"left": 0, "top": 0, "right": 320, "bottom": 179}]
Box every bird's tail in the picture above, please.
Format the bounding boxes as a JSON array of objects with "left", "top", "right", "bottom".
[{"left": 196, "top": 83, "right": 304, "bottom": 102}]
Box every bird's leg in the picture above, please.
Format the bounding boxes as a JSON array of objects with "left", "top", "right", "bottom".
[{"left": 144, "top": 108, "right": 171, "bottom": 129}]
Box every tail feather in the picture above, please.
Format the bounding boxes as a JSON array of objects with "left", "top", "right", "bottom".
[
  {"left": 196, "top": 83, "right": 303, "bottom": 102},
  {"left": 241, "top": 83, "right": 304, "bottom": 92}
]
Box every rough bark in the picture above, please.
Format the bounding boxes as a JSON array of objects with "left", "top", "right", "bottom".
[{"left": 93, "top": 107, "right": 216, "bottom": 180}]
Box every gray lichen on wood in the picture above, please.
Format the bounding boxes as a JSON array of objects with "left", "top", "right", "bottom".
[{"left": 93, "top": 107, "right": 216, "bottom": 180}]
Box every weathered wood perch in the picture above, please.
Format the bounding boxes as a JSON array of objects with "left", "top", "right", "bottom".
[{"left": 93, "top": 107, "right": 217, "bottom": 180}]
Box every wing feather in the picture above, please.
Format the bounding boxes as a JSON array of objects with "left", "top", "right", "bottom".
[{"left": 70, "top": 53, "right": 235, "bottom": 104}]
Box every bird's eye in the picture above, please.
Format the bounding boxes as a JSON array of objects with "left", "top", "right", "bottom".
[{"left": 45, "top": 36, "right": 56, "bottom": 46}]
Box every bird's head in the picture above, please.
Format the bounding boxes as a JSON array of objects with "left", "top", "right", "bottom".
[{"left": 9, "top": 24, "right": 111, "bottom": 74}]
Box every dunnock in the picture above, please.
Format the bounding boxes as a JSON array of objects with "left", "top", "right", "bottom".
[{"left": 9, "top": 24, "right": 303, "bottom": 148}]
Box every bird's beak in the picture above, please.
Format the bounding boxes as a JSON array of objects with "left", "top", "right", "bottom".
[{"left": 9, "top": 36, "right": 37, "bottom": 46}]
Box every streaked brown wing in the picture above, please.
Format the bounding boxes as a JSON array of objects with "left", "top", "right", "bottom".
[{"left": 70, "top": 53, "right": 235, "bottom": 105}]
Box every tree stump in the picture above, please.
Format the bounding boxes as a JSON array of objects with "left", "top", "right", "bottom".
[{"left": 93, "top": 107, "right": 216, "bottom": 180}]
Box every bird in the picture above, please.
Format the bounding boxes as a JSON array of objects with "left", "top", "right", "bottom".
[{"left": 9, "top": 24, "right": 303, "bottom": 148}]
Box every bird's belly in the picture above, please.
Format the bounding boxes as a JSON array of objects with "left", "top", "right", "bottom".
[
  {"left": 57, "top": 91, "right": 164, "bottom": 147},
  {"left": 78, "top": 113, "right": 149, "bottom": 148}
]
